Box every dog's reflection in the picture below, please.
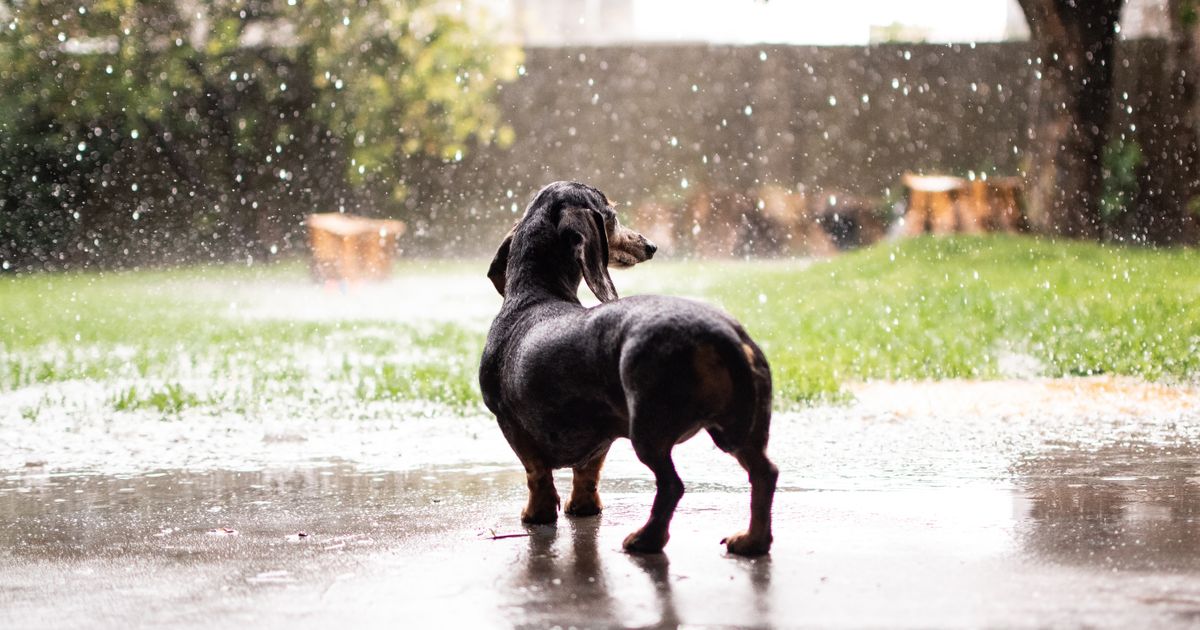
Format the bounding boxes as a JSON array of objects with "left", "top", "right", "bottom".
[{"left": 513, "top": 517, "right": 772, "bottom": 627}]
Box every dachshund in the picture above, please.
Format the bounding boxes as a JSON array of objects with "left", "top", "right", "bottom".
[{"left": 479, "top": 181, "right": 778, "bottom": 556}]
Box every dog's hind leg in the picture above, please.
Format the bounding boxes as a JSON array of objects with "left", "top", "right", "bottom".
[
  {"left": 565, "top": 445, "right": 610, "bottom": 517},
  {"left": 721, "top": 446, "right": 778, "bottom": 556},
  {"left": 622, "top": 437, "right": 684, "bottom": 554}
]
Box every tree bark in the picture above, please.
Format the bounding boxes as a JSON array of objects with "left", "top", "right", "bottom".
[
  {"left": 1018, "top": 0, "right": 1124, "bottom": 239},
  {"left": 1148, "top": 0, "right": 1200, "bottom": 244}
]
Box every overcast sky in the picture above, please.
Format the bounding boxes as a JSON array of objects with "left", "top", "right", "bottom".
[{"left": 629, "top": 0, "right": 1025, "bottom": 45}]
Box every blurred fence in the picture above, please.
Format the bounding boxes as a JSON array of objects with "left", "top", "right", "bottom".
[
  {"left": 438, "top": 40, "right": 1180, "bottom": 254},
  {"left": 1, "top": 40, "right": 1184, "bottom": 270}
]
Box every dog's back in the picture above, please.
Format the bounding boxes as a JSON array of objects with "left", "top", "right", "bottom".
[{"left": 483, "top": 294, "right": 770, "bottom": 465}]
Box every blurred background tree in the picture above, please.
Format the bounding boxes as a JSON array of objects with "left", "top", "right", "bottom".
[
  {"left": 0, "top": 0, "right": 518, "bottom": 269},
  {"left": 1017, "top": 0, "right": 1126, "bottom": 240}
]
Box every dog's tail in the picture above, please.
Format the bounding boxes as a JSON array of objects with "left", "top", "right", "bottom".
[{"left": 709, "top": 326, "right": 773, "bottom": 453}]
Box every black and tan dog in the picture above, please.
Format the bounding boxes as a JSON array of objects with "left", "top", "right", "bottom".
[{"left": 479, "top": 181, "right": 778, "bottom": 556}]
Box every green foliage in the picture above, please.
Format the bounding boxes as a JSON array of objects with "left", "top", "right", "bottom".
[
  {"left": 1181, "top": 0, "right": 1199, "bottom": 29},
  {"left": 0, "top": 0, "right": 519, "bottom": 269},
  {"left": 1099, "top": 137, "right": 1143, "bottom": 226},
  {"left": 111, "top": 383, "right": 205, "bottom": 415}
]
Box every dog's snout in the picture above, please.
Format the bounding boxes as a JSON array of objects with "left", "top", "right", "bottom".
[{"left": 644, "top": 240, "right": 657, "bottom": 258}]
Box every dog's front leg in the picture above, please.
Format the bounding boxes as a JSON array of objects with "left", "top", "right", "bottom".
[
  {"left": 521, "top": 463, "right": 560, "bottom": 524},
  {"left": 499, "top": 419, "right": 561, "bottom": 524},
  {"left": 565, "top": 446, "right": 610, "bottom": 517}
]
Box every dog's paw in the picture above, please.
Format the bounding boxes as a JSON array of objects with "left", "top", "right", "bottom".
[
  {"left": 721, "top": 531, "right": 771, "bottom": 557},
  {"left": 521, "top": 505, "right": 559, "bottom": 524},
  {"left": 564, "top": 495, "right": 603, "bottom": 517},
  {"left": 622, "top": 527, "right": 668, "bottom": 554}
]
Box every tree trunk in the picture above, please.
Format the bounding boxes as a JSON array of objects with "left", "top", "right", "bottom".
[
  {"left": 1019, "top": 0, "right": 1124, "bottom": 239},
  {"left": 1147, "top": 0, "right": 1200, "bottom": 244}
]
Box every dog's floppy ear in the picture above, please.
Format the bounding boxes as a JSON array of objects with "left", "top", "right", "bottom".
[
  {"left": 560, "top": 206, "right": 617, "bottom": 303},
  {"left": 487, "top": 231, "right": 513, "bottom": 297}
]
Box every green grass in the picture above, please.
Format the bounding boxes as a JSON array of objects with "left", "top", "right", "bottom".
[
  {"left": 648, "top": 235, "right": 1200, "bottom": 404},
  {"left": 1, "top": 235, "right": 1198, "bottom": 415}
]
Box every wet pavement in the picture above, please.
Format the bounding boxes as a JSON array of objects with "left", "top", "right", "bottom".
[{"left": 3, "top": 378, "right": 1200, "bottom": 628}]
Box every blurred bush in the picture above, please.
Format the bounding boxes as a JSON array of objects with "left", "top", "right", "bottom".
[{"left": 0, "top": 0, "right": 518, "bottom": 271}]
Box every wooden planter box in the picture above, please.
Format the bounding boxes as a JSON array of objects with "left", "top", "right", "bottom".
[{"left": 305, "top": 213, "right": 406, "bottom": 283}]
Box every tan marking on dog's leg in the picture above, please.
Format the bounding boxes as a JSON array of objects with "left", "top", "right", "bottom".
[
  {"left": 522, "top": 465, "right": 560, "bottom": 524},
  {"left": 741, "top": 343, "right": 756, "bottom": 365},
  {"left": 693, "top": 344, "right": 734, "bottom": 410},
  {"left": 565, "top": 449, "right": 608, "bottom": 517},
  {"left": 503, "top": 422, "right": 560, "bottom": 524}
]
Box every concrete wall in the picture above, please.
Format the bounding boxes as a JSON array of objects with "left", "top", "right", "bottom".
[{"left": 411, "top": 40, "right": 1172, "bottom": 253}]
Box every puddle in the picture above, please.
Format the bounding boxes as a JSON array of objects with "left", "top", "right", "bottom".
[
  {"left": 3, "top": 451, "right": 1200, "bottom": 628},
  {"left": 2, "top": 375, "right": 1199, "bottom": 626}
]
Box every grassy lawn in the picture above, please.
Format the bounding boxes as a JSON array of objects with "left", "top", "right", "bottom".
[{"left": 2, "top": 235, "right": 1198, "bottom": 419}]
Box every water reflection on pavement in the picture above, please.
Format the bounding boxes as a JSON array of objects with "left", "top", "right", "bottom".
[{"left": 2, "top": 379, "right": 1200, "bottom": 628}]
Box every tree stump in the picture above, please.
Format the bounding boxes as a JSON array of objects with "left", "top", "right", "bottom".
[
  {"left": 902, "top": 174, "right": 968, "bottom": 235},
  {"left": 305, "top": 213, "right": 406, "bottom": 283}
]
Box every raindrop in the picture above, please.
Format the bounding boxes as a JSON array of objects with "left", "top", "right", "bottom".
[
  {"left": 77, "top": 141, "right": 86, "bottom": 152},
  {"left": 681, "top": 178, "right": 689, "bottom": 189},
  {"left": 280, "top": 82, "right": 288, "bottom": 92},
  {"left": 828, "top": 95, "right": 837, "bottom": 106},
  {"left": 131, "top": 183, "right": 138, "bottom": 192},
  {"left": 743, "top": 105, "right": 753, "bottom": 116},
  {"left": 454, "top": 149, "right": 463, "bottom": 161},
  {"left": 335, "top": 79, "right": 344, "bottom": 90},
  {"left": 105, "top": 65, "right": 113, "bottom": 75},
  {"left": 343, "top": 16, "right": 350, "bottom": 26},
  {"left": 759, "top": 51, "right": 767, "bottom": 61},
  {"left": 517, "top": 65, "right": 526, "bottom": 76},
  {"left": 130, "top": 129, "right": 139, "bottom": 139}
]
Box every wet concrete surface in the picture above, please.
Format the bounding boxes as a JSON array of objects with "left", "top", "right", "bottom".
[{"left": 3, "top": 379, "right": 1200, "bottom": 628}]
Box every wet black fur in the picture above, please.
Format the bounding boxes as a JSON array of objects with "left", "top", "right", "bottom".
[{"left": 479, "top": 181, "right": 777, "bottom": 554}]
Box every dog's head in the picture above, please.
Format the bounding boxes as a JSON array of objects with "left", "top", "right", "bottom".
[{"left": 487, "top": 181, "right": 656, "bottom": 302}]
